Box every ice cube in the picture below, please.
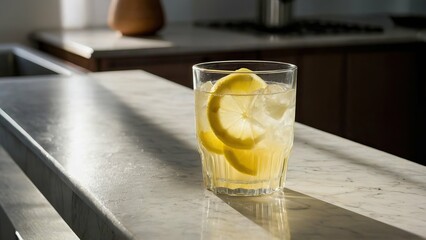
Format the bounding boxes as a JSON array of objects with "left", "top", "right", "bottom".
[
  {"left": 275, "top": 126, "right": 294, "bottom": 151},
  {"left": 199, "top": 81, "right": 214, "bottom": 92},
  {"left": 263, "top": 84, "right": 295, "bottom": 120}
]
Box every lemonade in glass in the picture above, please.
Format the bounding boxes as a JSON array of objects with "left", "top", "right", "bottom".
[{"left": 193, "top": 61, "right": 297, "bottom": 196}]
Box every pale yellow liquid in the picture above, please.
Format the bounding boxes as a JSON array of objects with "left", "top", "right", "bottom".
[{"left": 195, "top": 83, "right": 296, "bottom": 195}]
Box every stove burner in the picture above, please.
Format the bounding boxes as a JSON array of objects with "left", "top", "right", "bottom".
[{"left": 195, "top": 19, "right": 383, "bottom": 36}]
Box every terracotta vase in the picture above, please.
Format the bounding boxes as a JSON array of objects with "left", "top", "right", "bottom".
[{"left": 108, "top": 0, "right": 165, "bottom": 36}]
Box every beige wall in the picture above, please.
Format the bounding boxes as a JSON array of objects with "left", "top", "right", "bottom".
[
  {"left": 0, "top": 0, "right": 62, "bottom": 44},
  {"left": 0, "top": 0, "right": 425, "bottom": 45}
]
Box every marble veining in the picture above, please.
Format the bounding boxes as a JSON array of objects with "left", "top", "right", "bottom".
[
  {"left": 288, "top": 127, "right": 426, "bottom": 237},
  {"left": 0, "top": 70, "right": 425, "bottom": 239}
]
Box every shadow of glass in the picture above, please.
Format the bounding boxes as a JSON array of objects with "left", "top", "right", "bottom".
[
  {"left": 86, "top": 75, "right": 202, "bottom": 178},
  {"left": 216, "top": 189, "right": 422, "bottom": 239}
]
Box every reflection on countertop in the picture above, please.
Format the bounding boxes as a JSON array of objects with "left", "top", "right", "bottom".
[{"left": 217, "top": 189, "right": 422, "bottom": 239}]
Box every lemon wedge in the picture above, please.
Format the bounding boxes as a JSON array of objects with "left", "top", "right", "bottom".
[
  {"left": 223, "top": 141, "right": 291, "bottom": 176},
  {"left": 207, "top": 68, "right": 267, "bottom": 149},
  {"left": 198, "top": 130, "right": 224, "bottom": 154},
  {"left": 223, "top": 146, "right": 259, "bottom": 176}
]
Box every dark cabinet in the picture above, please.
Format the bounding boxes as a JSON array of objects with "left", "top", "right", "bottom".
[
  {"left": 99, "top": 54, "right": 203, "bottom": 87},
  {"left": 297, "top": 52, "right": 345, "bottom": 136},
  {"left": 98, "top": 51, "right": 258, "bottom": 88},
  {"left": 346, "top": 46, "right": 425, "bottom": 161}
]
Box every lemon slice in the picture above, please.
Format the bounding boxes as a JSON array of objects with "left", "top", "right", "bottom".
[
  {"left": 207, "top": 68, "right": 267, "bottom": 149},
  {"left": 223, "top": 141, "right": 291, "bottom": 176},
  {"left": 223, "top": 146, "right": 259, "bottom": 175},
  {"left": 198, "top": 130, "right": 224, "bottom": 154}
]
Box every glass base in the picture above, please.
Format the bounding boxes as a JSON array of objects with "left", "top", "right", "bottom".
[{"left": 209, "top": 186, "right": 283, "bottom": 196}]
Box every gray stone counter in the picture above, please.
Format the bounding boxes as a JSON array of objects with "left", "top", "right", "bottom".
[{"left": 0, "top": 70, "right": 425, "bottom": 239}]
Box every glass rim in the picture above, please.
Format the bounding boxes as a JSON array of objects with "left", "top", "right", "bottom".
[{"left": 192, "top": 60, "right": 297, "bottom": 74}]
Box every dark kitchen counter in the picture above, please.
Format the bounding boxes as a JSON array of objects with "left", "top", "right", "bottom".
[{"left": 31, "top": 16, "right": 423, "bottom": 59}]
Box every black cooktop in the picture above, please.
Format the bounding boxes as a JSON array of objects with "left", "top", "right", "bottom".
[{"left": 195, "top": 19, "right": 383, "bottom": 36}]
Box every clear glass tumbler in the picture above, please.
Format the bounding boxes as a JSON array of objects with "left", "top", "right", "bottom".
[{"left": 193, "top": 60, "right": 297, "bottom": 196}]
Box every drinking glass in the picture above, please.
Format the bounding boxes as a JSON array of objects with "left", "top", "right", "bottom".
[{"left": 193, "top": 60, "right": 297, "bottom": 196}]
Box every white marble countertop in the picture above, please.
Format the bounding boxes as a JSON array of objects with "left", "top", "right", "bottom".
[
  {"left": 32, "top": 18, "right": 423, "bottom": 59},
  {"left": 0, "top": 146, "right": 79, "bottom": 240},
  {"left": 0, "top": 70, "right": 425, "bottom": 239}
]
